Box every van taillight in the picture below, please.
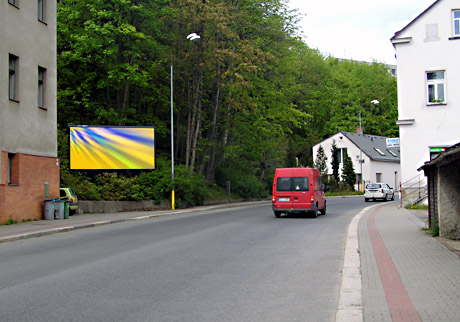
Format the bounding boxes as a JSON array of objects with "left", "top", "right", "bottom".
[
  {"left": 69, "top": 198, "right": 74, "bottom": 203},
  {"left": 272, "top": 196, "right": 275, "bottom": 202},
  {"left": 310, "top": 195, "right": 314, "bottom": 201}
]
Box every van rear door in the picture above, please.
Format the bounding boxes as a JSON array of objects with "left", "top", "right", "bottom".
[
  {"left": 291, "top": 176, "right": 310, "bottom": 210},
  {"left": 275, "top": 177, "right": 293, "bottom": 209}
]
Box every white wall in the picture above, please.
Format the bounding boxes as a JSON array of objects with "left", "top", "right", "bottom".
[{"left": 394, "top": 0, "right": 460, "bottom": 185}]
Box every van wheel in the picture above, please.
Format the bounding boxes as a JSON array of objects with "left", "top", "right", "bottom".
[
  {"left": 274, "top": 211, "right": 281, "bottom": 218},
  {"left": 311, "top": 211, "right": 318, "bottom": 218},
  {"left": 320, "top": 204, "right": 326, "bottom": 216}
]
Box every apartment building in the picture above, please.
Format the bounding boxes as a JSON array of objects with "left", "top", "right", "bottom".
[
  {"left": 391, "top": 0, "right": 460, "bottom": 187},
  {"left": 0, "top": 0, "right": 59, "bottom": 223}
]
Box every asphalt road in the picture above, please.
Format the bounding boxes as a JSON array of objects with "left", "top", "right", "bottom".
[{"left": 0, "top": 197, "right": 368, "bottom": 322}]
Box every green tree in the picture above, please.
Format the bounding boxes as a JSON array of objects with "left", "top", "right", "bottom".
[
  {"left": 314, "top": 145, "right": 328, "bottom": 179},
  {"left": 341, "top": 152, "right": 356, "bottom": 189},
  {"left": 331, "top": 140, "right": 340, "bottom": 183}
]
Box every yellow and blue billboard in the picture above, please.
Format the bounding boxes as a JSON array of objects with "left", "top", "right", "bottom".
[{"left": 70, "top": 126, "right": 155, "bottom": 170}]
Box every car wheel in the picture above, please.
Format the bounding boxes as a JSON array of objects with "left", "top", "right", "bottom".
[
  {"left": 320, "top": 203, "right": 326, "bottom": 216},
  {"left": 391, "top": 194, "right": 394, "bottom": 201},
  {"left": 365, "top": 198, "right": 369, "bottom": 202},
  {"left": 274, "top": 211, "right": 281, "bottom": 218}
]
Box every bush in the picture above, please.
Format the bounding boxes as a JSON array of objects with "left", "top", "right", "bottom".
[{"left": 215, "top": 163, "right": 268, "bottom": 199}]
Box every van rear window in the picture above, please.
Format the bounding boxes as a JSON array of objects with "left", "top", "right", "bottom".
[{"left": 277, "top": 177, "right": 309, "bottom": 191}]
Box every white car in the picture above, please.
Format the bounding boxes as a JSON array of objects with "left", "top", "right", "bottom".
[{"left": 364, "top": 183, "right": 394, "bottom": 202}]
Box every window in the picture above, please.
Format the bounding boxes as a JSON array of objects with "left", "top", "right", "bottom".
[
  {"left": 426, "top": 71, "right": 446, "bottom": 104},
  {"left": 454, "top": 10, "right": 460, "bottom": 36},
  {"left": 9, "top": 54, "right": 19, "bottom": 101},
  {"left": 38, "top": 0, "right": 45, "bottom": 22},
  {"left": 387, "top": 149, "right": 397, "bottom": 157},
  {"left": 425, "top": 24, "right": 439, "bottom": 41},
  {"left": 337, "top": 148, "right": 348, "bottom": 164},
  {"left": 276, "top": 177, "right": 309, "bottom": 192},
  {"left": 8, "top": 0, "right": 19, "bottom": 7},
  {"left": 38, "top": 66, "right": 46, "bottom": 108},
  {"left": 376, "top": 173, "right": 382, "bottom": 182},
  {"left": 8, "top": 153, "right": 18, "bottom": 185},
  {"left": 374, "top": 148, "right": 385, "bottom": 156}
]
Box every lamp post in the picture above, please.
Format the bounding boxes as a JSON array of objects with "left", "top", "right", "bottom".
[
  {"left": 170, "top": 33, "right": 201, "bottom": 210},
  {"left": 359, "top": 99, "right": 379, "bottom": 192}
]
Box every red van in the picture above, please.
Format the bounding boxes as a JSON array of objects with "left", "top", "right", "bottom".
[{"left": 272, "top": 168, "right": 326, "bottom": 218}]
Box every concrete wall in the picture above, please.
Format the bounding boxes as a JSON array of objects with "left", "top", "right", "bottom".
[
  {"left": 394, "top": 0, "right": 460, "bottom": 184},
  {"left": 0, "top": 1, "right": 58, "bottom": 223},
  {"left": 0, "top": 1, "right": 57, "bottom": 159},
  {"left": 78, "top": 200, "right": 171, "bottom": 214},
  {"left": 438, "top": 162, "right": 460, "bottom": 239}
]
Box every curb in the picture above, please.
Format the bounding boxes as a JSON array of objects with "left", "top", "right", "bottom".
[{"left": 336, "top": 204, "right": 378, "bottom": 322}]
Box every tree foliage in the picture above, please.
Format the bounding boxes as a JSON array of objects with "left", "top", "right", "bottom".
[
  {"left": 341, "top": 152, "right": 356, "bottom": 189},
  {"left": 314, "top": 145, "right": 328, "bottom": 179},
  {"left": 57, "top": 0, "right": 399, "bottom": 204}
]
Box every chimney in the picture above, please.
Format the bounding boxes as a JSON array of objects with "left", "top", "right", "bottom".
[{"left": 356, "top": 127, "right": 363, "bottom": 135}]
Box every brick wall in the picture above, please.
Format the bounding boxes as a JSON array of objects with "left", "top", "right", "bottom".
[{"left": 0, "top": 152, "right": 59, "bottom": 224}]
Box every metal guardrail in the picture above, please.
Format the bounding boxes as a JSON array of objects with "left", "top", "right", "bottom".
[{"left": 399, "top": 174, "right": 428, "bottom": 208}]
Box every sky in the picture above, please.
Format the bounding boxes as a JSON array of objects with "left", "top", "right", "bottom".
[{"left": 287, "top": 0, "right": 437, "bottom": 65}]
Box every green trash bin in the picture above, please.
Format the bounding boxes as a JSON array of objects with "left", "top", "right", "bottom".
[
  {"left": 54, "top": 199, "right": 65, "bottom": 220},
  {"left": 63, "top": 199, "right": 69, "bottom": 219}
]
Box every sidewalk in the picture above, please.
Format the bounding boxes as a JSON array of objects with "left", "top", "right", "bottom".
[
  {"left": 357, "top": 202, "right": 460, "bottom": 322},
  {"left": 0, "top": 201, "right": 267, "bottom": 244}
]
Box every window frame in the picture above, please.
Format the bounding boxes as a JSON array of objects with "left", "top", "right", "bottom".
[
  {"left": 426, "top": 70, "right": 446, "bottom": 105},
  {"left": 7, "top": 153, "right": 19, "bottom": 185},
  {"left": 38, "top": 0, "right": 45, "bottom": 22},
  {"left": 38, "top": 66, "right": 46, "bottom": 109},
  {"left": 9, "top": 54, "right": 19, "bottom": 101},
  {"left": 276, "top": 177, "right": 310, "bottom": 192},
  {"left": 8, "top": 0, "right": 19, "bottom": 8},
  {"left": 453, "top": 10, "right": 460, "bottom": 37}
]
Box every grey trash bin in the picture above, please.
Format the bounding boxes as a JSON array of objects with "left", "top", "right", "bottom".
[
  {"left": 44, "top": 200, "right": 55, "bottom": 220},
  {"left": 54, "top": 199, "right": 65, "bottom": 219}
]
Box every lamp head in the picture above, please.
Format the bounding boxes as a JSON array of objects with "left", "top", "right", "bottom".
[{"left": 187, "top": 33, "right": 201, "bottom": 41}]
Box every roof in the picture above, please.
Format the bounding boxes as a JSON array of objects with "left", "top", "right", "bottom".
[
  {"left": 418, "top": 142, "right": 460, "bottom": 172},
  {"left": 391, "top": 0, "right": 441, "bottom": 42},
  {"left": 340, "top": 131, "right": 400, "bottom": 162}
]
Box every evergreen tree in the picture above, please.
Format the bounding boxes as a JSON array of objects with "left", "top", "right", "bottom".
[
  {"left": 341, "top": 152, "right": 356, "bottom": 189},
  {"left": 314, "top": 145, "right": 328, "bottom": 179},
  {"left": 330, "top": 140, "right": 340, "bottom": 182}
]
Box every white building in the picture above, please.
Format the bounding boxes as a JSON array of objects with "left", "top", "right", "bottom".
[
  {"left": 391, "top": 0, "right": 460, "bottom": 187},
  {"left": 313, "top": 131, "right": 401, "bottom": 191}
]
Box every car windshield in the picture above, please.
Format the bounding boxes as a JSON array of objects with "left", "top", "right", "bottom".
[
  {"left": 366, "top": 184, "right": 381, "bottom": 189},
  {"left": 277, "top": 177, "right": 309, "bottom": 191}
]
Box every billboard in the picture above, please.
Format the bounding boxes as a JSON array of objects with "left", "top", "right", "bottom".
[
  {"left": 386, "top": 138, "right": 400, "bottom": 148},
  {"left": 70, "top": 126, "right": 155, "bottom": 170}
]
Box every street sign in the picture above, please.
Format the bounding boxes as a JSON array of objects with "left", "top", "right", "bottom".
[{"left": 386, "top": 138, "right": 400, "bottom": 148}]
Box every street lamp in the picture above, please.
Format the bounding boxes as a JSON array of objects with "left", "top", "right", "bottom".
[
  {"left": 170, "top": 32, "right": 201, "bottom": 210},
  {"left": 359, "top": 99, "right": 379, "bottom": 192}
]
